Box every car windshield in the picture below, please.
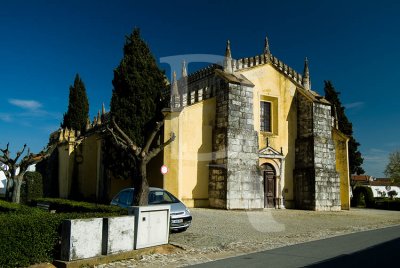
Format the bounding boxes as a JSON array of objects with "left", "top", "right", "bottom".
[{"left": 148, "top": 190, "right": 180, "bottom": 204}]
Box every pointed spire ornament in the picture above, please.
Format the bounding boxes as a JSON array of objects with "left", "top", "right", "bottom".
[
  {"left": 102, "top": 103, "right": 106, "bottom": 115},
  {"left": 264, "top": 35, "right": 270, "bottom": 55},
  {"left": 225, "top": 40, "right": 232, "bottom": 58},
  {"left": 171, "top": 71, "right": 179, "bottom": 96},
  {"left": 224, "top": 40, "right": 233, "bottom": 73},
  {"left": 302, "top": 57, "right": 310, "bottom": 90},
  {"left": 97, "top": 110, "right": 101, "bottom": 125},
  {"left": 182, "top": 60, "right": 187, "bottom": 77}
]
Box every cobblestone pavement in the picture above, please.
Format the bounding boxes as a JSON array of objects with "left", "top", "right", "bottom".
[{"left": 94, "top": 208, "right": 400, "bottom": 268}]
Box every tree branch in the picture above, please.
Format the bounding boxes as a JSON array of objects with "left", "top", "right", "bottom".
[
  {"left": 0, "top": 143, "right": 10, "bottom": 162},
  {"left": 110, "top": 117, "right": 141, "bottom": 155},
  {"left": 145, "top": 132, "right": 175, "bottom": 162},
  {"left": 0, "top": 156, "right": 8, "bottom": 165},
  {"left": 14, "top": 144, "right": 27, "bottom": 164},
  {"left": 20, "top": 144, "right": 56, "bottom": 171},
  {"left": 107, "top": 125, "right": 128, "bottom": 151},
  {"left": 142, "top": 121, "right": 164, "bottom": 156}
]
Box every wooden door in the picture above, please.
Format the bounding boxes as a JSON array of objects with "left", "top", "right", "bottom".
[{"left": 263, "top": 165, "right": 276, "bottom": 208}]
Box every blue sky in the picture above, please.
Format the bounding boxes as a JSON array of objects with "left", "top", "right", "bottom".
[{"left": 0, "top": 0, "right": 399, "bottom": 177}]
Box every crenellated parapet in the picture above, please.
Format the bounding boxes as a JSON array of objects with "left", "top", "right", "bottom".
[
  {"left": 168, "top": 36, "right": 312, "bottom": 111},
  {"left": 233, "top": 52, "right": 303, "bottom": 85},
  {"left": 187, "top": 64, "right": 219, "bottom": 84},
  {"left": 169, "top": 64, "right": 221, "bottom": 110}
]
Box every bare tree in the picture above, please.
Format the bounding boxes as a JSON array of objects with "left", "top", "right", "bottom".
[
  {"left": 107, "top": 117, "right": 175, "bottom": 206},
  {"left": 0, "top": 143, "right": 55, "bottom": 203}
]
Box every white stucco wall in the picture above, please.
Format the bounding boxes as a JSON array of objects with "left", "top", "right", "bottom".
[
  {"left": 0, "top": 164, "right": 36, "bottom": 195},
  {"left": 371, "top": 186, "right": 400, "bottom": 198}
]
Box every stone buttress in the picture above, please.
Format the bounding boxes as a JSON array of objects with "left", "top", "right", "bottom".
[
  {"left": 208, "top": 68, "right": 264, "bottom": 209},
  {"left": 294, "top": 91, "right": 341, "bottom": 211}
]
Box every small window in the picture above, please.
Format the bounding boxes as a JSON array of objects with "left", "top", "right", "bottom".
[
  {"left": 149, "top": 190, "right": 179, "bottom": 204},
  {"left": 260, "top": 101, "right": 272, "bottom": 132}
]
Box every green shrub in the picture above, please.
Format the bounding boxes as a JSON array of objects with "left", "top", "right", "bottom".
[
  {"left": 21, "top": 171, "right": 43, "bottom": 204},
  {"left": 0, "top": 199, "right": 21, "bottom": 212},
  {"left": 0, "top": 212, "right": 60, "bottom": 267},
  {"left": 0, "top": 210, "right": 127, "bottom": 267},
  {"left": 0, "top": 199, "right": 41, "bottom": 214},
  {"left": 0, "top": 198, "right": 126, "bottom": 266},
  {"left": 32, "top": 197, "right": 127, "bottom": 214},
  {"left": 351, "top": 186, "right": 375, "bottom": 208},
  {"left": 388, "top": 190, "right": 398, "bottom": 199},
  {"left": 374, "top": 199, "right": 400, "bottom": 211}
]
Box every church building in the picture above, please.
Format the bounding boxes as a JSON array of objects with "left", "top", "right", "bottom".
[
  {"left": 162, "top": 37, "right": 350, "bottom": 210},
  {"left": 49, "top": 36, "right": 350, "bottom": 211}
]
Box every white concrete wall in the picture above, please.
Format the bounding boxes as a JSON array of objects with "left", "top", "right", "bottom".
[
  {"left": 103, "top": 216, "right": 135, "bottom": 255},
  {"left": 61, "top": 218, "right": 103, "bottom": 261}
]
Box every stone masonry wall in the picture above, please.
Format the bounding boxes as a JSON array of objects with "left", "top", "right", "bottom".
[
  {"left": 209, "top": 78, "right": 228, "bottom": 208},
  {"left": 209, "top": 79, "right": 264, "bottom": 209},
  {"left": 294, "top": 94, "right": 315, "bottom": 209},
  {"left": 225, "top": 83, "right": 263, "bottom": 209},
  {"left": 294, "top": 93, "right": 341, "bottom": 211},
  {"left": 313, "top": 103, "right": 341, "bottom": 211},
  {"left": 209, "top": 80, "right": 263, "bottom": 210}
]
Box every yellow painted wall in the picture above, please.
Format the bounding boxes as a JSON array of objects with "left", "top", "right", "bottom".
[
  {"left": 78, "top": 134, "right": 100, "bottom": 201},
  {"left": 163, "top": 111, "right": 180, "bottom": 198},
  {"left": 332, "top": 129, "right": 350, "bottom": 210},
  {"left": 58, "top": 143, "right": 74, "bottom": 198},
  {"left": 147, "top": 150, "right": 163, "bottom": 188},
  {"left": 163, "top": 98, "right": 216, "bottom": 207},
  {"left": 238, "top": 64, "right": 297, "bottom": 206}
]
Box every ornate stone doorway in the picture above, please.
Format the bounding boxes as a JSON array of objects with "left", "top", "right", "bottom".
[
  {"left": 262, "top": 163, "right": 276, "bottom": 208},
  {"left": 259, "top": 145, "right": 285, "bottom": 209}
]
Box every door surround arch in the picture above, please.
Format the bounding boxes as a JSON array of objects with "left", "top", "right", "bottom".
[
  {"left": 261, "top": 163, "right": 276, "bottom": 208},
  {"left": 259, "top": 146, "right": 286, "bottom": 209}
]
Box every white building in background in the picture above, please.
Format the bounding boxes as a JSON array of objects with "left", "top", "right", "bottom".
[
  {"left": 371, "top": 185, "right": 400, "bottom": 198},
  {"left": 0, "top": 164, "right": 36, "bottom": 195}
]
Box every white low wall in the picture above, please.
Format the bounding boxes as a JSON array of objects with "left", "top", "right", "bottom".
[
  {"left": 60, "top": 208, "right": 170, "bottom": 261},
  {"left": 61, "top": 218, "right": 103, "bottom": 261},
  {"left": 102, "top": 216, "right": 135, "bottom": 255}
]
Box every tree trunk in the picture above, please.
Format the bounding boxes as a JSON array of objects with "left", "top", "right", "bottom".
[
  {"left": 11, "top": 174, "right": 24, "bottom": 204},
  {"left": 5, "top": 177, "right": 13, "bottom": 201},
  {"left": 134, "top": 160, "right": 149, "bottom": 206}
]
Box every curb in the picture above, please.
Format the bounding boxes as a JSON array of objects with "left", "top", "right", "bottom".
[{"left": 50, "top": 244, "right": 179, "bottom": 268}]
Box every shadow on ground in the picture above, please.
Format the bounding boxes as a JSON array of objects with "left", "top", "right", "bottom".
[{"left": 306, "top": 238, "right": 400, "bottom": 267}]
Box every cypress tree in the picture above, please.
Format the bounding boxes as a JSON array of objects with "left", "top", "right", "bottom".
[
  {"left": 110, "top": 28, "right": 166, "bottom": 147},
  {"left": 61, "top": 74, "right": 89, "bottom": 133},
  {"left": 106, "top": 28, "right": 174, "bottom": 205},
  {"left": 324, "top": 80, "right": 365, "bottom": 175}
]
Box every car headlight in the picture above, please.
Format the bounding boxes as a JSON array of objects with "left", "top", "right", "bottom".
[{"left": 185, "top": 208, "right": 191, "bottom": 214}]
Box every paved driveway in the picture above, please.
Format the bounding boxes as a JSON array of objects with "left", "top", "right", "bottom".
[
  {"left": 170, "top": 208, "right": 400, "bottom": 251},
  {"left": 96, "top": 208, "right": 400, "bottom": 267},
  {"left": 188, "top": 225, "right": 400, "bottom": 267}
]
